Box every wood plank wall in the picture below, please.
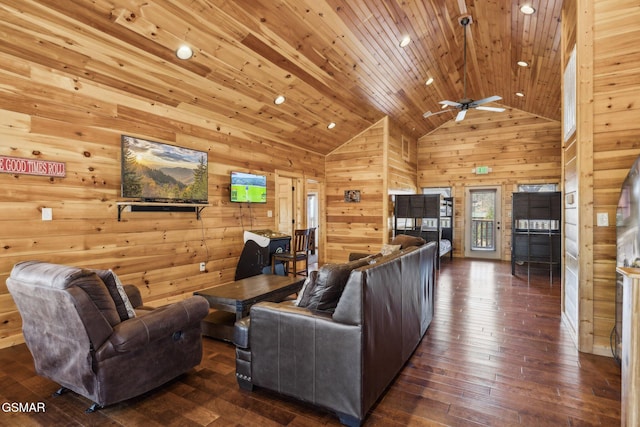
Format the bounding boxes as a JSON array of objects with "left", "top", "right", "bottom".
[
  {"left": 418, "top": 108, "right": 562, "bottom": 260},
  {"left": 388, "top": 120, "right": 418, "bottom": 193},
  {"left": 561, "top": 0, "right": 640, "bottom": 357},
  {"left": 0, "top": 54, "right": 324, "bottom": 349},
  {"left": 589, "top": 0, "right": 640, "bottom": 355},
  {"left": 325, "top": 119, "right": 387, "bottom": 262},
  {"left": 387, "top": 119, "right": 418, "bottom": 242},
  {"left": 576, "top": 0, "right": 597, "bottom": 356},
  {"left": 325, "top": 117, "right": 417, "bottom": 263}
]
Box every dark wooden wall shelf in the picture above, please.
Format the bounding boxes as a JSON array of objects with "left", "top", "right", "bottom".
[{"left": 116, "top": 201, "right": 209, "bottom": 221}]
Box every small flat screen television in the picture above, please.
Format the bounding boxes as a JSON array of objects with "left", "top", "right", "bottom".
[
  {"left": 230, "top": 171, "right": 267, "bottom": 203},
  {"left": 121, "top": 135, "right": 208, "bottom": 203}
]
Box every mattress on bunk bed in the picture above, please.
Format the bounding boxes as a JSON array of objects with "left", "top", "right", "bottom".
[
  {"left": 394, "top": 230, "right": 451, "bottom": 258},
  {"left": 422, "top": 232, "right": 452, "bottom": 258},
  {"left": 439, "top": 238, "right": 452, "bottom": 257}
]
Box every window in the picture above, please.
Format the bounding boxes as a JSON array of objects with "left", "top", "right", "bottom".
[
  {"left": 402, "top": 135, "right": 410, "bottom": 161},
  {"left": 563, "top": 46, "right": 577, "bottom": 141},
  {"left": 517, "top": 184, "right": 558, "bottom": 193},
  {"left": 422, "top": 187, "right": 451, "bottom": 197}
]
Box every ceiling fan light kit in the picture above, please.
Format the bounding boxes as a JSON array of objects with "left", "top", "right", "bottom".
[{"left": 423, "top": 14, "right": 505, "bottom": 122}]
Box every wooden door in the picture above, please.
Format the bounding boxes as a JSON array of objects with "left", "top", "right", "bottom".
[{"left": 276, "top": 176, "right": 294, "bottom": 236}]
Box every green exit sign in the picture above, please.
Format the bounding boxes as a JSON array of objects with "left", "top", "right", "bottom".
[{"left": 476, "top": 166, "right": 490, "bottom": 174}]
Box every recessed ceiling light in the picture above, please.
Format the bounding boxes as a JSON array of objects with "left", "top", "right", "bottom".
[
  {"left": 327, "top": 122, "right": 336, "bottom": 130},
  {"left": 399, "top": 35, "right": 411, "bottom": 48},
  {"left": 517, "top": 60, "right": 529, "bottom": 67},
  {"left": 425, "top": 77, "right": 434, "bottom": 85},
  {"left": 520, "top": 4, "right": 535, "bottom": 14},
  {"left": 516, "top": 92, "right": 525, "bottom": 97},
  {"left": 176, "top": 45, "right": 193, "bottom": 60},
  {"left": 274, "top": 95, "right": 286, "bottom": 105}
]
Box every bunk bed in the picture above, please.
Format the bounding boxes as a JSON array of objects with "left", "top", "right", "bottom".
[{"left": 393, "top": 194, "right": 453, "bottom": 268}]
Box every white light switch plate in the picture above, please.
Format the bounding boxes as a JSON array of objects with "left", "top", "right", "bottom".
[
  {"left": 42, "top": 207, "right": 52, "bottom": 221},
  {"left": 596, "top": 212, "right": 609, "bottom": 227}
]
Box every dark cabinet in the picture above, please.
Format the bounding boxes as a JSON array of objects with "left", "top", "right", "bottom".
[{"left": 511, "top": 192, "right": 561, "bottom": 280}]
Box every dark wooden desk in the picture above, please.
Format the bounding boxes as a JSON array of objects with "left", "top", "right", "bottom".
[{"left": 195, "top": 274, "right": 305, "bottom": 341}]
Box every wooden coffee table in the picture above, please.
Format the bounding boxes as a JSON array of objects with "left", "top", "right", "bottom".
[{"left": 195, "top": 274, "right": 306, "bottom": 341}]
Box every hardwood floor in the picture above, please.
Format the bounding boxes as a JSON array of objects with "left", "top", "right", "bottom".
[{"left": 0, "top": 259, "right": 621, "bottom": 426}]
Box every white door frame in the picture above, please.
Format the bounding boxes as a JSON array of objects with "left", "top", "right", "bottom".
[{"left": 464, "top": 185, "right": 502, "bottom": 259}]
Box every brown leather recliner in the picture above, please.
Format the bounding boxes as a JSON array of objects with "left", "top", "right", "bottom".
[{"left": 6, "top": 260, "right": 210, "bottom": 412}]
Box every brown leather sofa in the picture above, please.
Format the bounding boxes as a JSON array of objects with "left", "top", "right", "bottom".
[
  {"left": 6, "top": 261, "right": 210, "bottom": 412},
  {"left": 234, "top": 241, "right": 437, "bottom": 426}
]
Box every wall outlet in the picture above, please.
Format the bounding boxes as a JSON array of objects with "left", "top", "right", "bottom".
[{"left": 199, "top": 262, "right": 206, "bottom": 272}]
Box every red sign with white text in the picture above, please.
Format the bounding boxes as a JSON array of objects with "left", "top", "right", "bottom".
[{"left": 0, "top": 156, "right": 66, "bottom": 177}]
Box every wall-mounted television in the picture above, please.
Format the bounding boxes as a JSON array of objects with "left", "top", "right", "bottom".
[
  {"left": 230, "top": 171, "right": 267, "bottom": 203},
  {"left": 121, "top": 135, "right": 208, "bottom": 203}
]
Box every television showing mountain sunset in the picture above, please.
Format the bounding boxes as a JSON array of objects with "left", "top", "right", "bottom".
[{"left": 121, "top": 135, "right": 208, "bottom": 202}]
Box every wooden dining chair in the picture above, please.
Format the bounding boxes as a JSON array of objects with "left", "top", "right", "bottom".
[{"left": 271, "top": 228, "right": 312, "bottom": 276}]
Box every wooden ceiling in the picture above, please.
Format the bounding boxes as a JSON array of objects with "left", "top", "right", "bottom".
[{"left": 1, "top": 0, "right": 563, "bottom": 155}]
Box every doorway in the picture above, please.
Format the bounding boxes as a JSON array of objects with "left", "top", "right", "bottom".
[
  {"left": 307, "top": 187, "right": 319, "bottom": 264},
  {"left": 274, "top": 173, "right": 324, "bottom": 265},
  {"left": 464, "top": 186, "right": 502, "bottom": 259},
  {"left": 275, "top": 175, "right": 295, "bottom": 236}
]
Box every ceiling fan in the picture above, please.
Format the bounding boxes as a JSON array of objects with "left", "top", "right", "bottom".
[{"left": 423, "top": 16, "right": 505, "bottom": 122}]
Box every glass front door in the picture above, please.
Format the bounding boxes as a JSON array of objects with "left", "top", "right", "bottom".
[{"left": 465, "top": 187, "right": 502, "bottom": 259}]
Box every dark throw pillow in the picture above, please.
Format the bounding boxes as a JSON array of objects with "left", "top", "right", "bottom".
[
  {"left": 391, "top": 234, "right": 426, "bottom": 249},
  {"left": 72, "top": 272, "right": 121, "bottom": 327},
  {"left": 94, "top": 269, "right": 137, "bottom": 321},
  {"left": 301, "top": 258, "right": 369, "bottom": 312},
  {"left": 295, "top": 270, "right": 319, "bottom": 307}
]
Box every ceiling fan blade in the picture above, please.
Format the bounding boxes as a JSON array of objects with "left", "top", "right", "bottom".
[
  {"left": 423, "top": 109, "right": 454, "bottom": 118},
  {"left": 442, "top": 18, "right": 502, "bottom": 121},
  {"left": 471, "top": 95, "right": 502, "bottom": 107},
  {"left": 439, "top": 100, "right": 461, "bottom": 107},
  {"left": 476, "top": 106, "right": 505, "bottom": 112}
]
